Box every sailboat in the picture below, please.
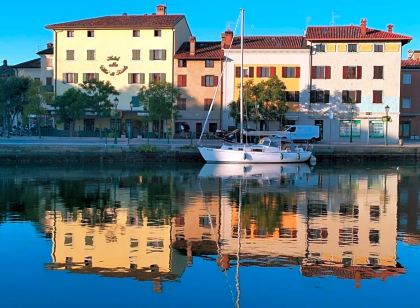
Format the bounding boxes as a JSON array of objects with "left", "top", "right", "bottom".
[{"left": 197, "top": 9, "right": 313, "bottom": 164}]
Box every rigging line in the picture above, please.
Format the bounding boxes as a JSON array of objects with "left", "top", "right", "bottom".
[
  {"left": 198, "top": 11, "right": 242, "bottom": 145},
  {"left": 197, "top": 176, "right": 235, "bottom": 305}
]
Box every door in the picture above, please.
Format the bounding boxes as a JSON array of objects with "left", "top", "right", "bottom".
[
  {"left": 315, "top": 120, "right": 324, "bottom": 140},
  {"left": 196, "top": 122, "right": 202, "bottom": 138},
  {"left": 400, "top": 121, "right": 411, "bottom": 138}
]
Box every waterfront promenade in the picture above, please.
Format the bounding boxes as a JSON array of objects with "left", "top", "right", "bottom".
[{"left": 0, "top": 136, "right": 419, "bottom": 163}]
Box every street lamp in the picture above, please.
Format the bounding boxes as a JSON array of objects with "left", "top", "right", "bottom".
[
  {"left": 113, "top": 97, "right": 119, "bottom": 144},
  {"left": 350, "top": 105, "right": 355, "bottom": 143},
  {"left": 385, "top": 105, "right": 390, "bottom": 146}
]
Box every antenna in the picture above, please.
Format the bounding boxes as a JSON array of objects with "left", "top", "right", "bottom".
[
  {"left": 408, "top": 49, "right": 414, "bottom": 59},
  {"left": 330, "top": 11, "right": 339, "bottom": 25}
]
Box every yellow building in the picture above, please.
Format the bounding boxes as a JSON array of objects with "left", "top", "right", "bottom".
[{"left": 46, "top": 5, "right": 191, "bottom": 136}]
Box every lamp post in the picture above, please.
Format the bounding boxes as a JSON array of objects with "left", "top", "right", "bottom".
[
  {"left": 350, "top": 105, "right": 355, "bottom": 143},
  {"left": 385, "top": 105, "right": 390, "bottom": 146},
  {"left": 113, "top": 97, "right": 119, "bottom": 144}
]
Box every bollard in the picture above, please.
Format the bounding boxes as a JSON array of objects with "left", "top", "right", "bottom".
[{"left": 399, "top": 138, "right": 404, "bottom": 146}]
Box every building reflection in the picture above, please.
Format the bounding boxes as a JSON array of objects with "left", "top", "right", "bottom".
[{"left": 41, "top": 164, "right": 405, "bottom": 290}]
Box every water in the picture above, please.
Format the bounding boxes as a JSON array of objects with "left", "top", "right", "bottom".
[{"left": 0, "top": 163, "right": 419, "bottom": 307}]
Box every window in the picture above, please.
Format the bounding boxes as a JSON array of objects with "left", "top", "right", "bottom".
[
  {"left": 310, "top": 90, "right": 330, "bottom": 103},
  {"left": 150, "top": 49, "right": 166, "bottom": 60},
  {"left": 204, "top": 98, "right": 212, "bottom": 111},
  {"left": 282, "top": 67, "right": 300, "bottom": 78},
  {"left": 46, "top": 77, "right": 52, "bottom": 86},
  {"left": 373, "top": 66, "right": 383, "bottom": 79},
  {"left": 177, "top": 98, "right": 186, "bottom": 110},
  {"left": 402, "top": 98, "right": 411, "bottom": 109},
  {"left": 149, "top": 73, "right": 166, "bottom": 83},
  {"left": 64, "top": 233, "right": 73, "bottom": 246},
  {"left": 286, "top": 91, "right": 300, "bottom": 102},
  {"left": 87, "top": 50, "right": 95, "bottom": 61},
  {"left": 403, "top": 73, "right": 412, "bottom": 85},
  {"left": 343, "top": 66, "right": 362, "bottom": 79},
  {"left": 132, "top": 49, "right": 141, "bottom": 61},
  {"left": 67, "top": 31, "right": 74, "bottom": 38},
  {"left": 205, "top": 60, "right": 214, "bottom": 68},
  {"left": 236, "top": 66, "right": 254, "bottom": 78},
  {"left": 133, "top": 30, "right": 140, "bottom": 37},
  {"left": 209, "top": 123, "right": 217, "bottom": 133},
  {"left": 312, "top": 66, "right": 331, "bottom": 79},
  {"left": 314, "top": 43, "right": 326, "bottom": 52},
  {"left": 339, "top": 228, "right": 359, "bottom": 245},
  {"left": 340, "top": 120, "right": 361, "bottom": 137},
  {"left": 178, "top": 59, "right": 187, "bottom": 67},
  {"left": 348, "top": 43, "right": 358, "bottom": 52},
  {"left": 85, "top": 236, "right": 94, "bottom": 246},
  {"left": 199, "top": 216, "right": 216, "bottom": 228},
  {"left": 308, "top": 228, "right": 328, "bottom": 243},
  {"left": 369, "top": 230, "right": 380, "bottom": 245},
  {"left": 128, "top": 73, "right": 145, "bottom": 84},
  {"left": 177, "top": 74, "right": 187, "bottom": 87},
  {"left": 369, "top": 121, "right": 384, "bottom": 138},
  {"left": 154, "top": 29, "right": 161, "bottom": 37},
  {"left": 257, "top": 66, "right": 275, "bottom": 78},
  {"left": 66, "top": 50, "right": 75, "bottom": 61},
  {"left": 63, "top": 73, "right": 78, "bottom": 84},
  {"left": 373, "top": 90, "right": 383, "bottom": 104},
  {"left": 201, "top": 75, "right": 218, "bottom": 87},
  {"left": 342, "top": 90, "right": 362, "bottom": 103},
  {"left": 87, "top": 30, "right": 95, "bottom": 37},
  {"left": 46, "top": 57, "right": 53, "bottom": 68},
  {"left": 83, "top": 73, "right": 99, "bottom": 82},
  {"left": 374, "top": 44, "right": 384, "bottom": 52}
]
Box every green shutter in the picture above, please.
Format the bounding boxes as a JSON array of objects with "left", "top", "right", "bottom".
[
  {"left": 161, "top": 73, "right": 166, "bottom": 82},
  {"left": 140, "top": 73, "right": 145, "bottom": 84},
  {"left": 74, "top": 73, "right": 78, "bottom": 84},
  {"left": 83, "top": 73, "right": 87, "bottom": 82},
  {"left": 162, "top": 50, "right": 167, "bottom": 60},
  {"left": 149, "top": 50, "right": 154, "bottom": 60}
]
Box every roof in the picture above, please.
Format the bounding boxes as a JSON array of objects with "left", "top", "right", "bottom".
[
  {"left": 306, "top": 26, "right": 412, "bottom": 45},
  {"left": 13, "top": 58, "right": 41, "bottom": 69},
  {"left": 46, "top": 14, "right": 185, "bottom": 30},
  {"left": 37, "top": 47, "right": 53, "bottom": 55},
  {"left": 402, "top": 59, "right": 420, "bottom": 69},
  {"left": 175, "top": 41, "right": 224, "bottom": 59},
  {"left": 231, "top": 36, "right": 308, "bottom": 49}
]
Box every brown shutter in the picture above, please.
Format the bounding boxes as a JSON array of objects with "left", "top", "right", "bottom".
[
  {"left": 257, "top": 67, "right": 262, "bottom": 77},
  {"left": 161, "top": 73, "right": 166, "bottom": 82},
  {"left": 213, "top": 76, "right": 218, "bottom": 86},
  {"left": 83, "top": 73, "right": 87, "bottom": 83},
  {"left": 282, "top": 67, "right": 287, "bottom": 78},
  {"left": 356, "top": 90, "right": 362, "bottom": 103},
  {"left": 357, "top": 66, "right": 362, "bottom": 79},
  {"left": 249, "top": 67, "right": 254, "bottom": 77},
  {"left": 177, "top": 75, "right": 182, "bottom": 87},
  {"left": 296, "top": 67, "right": 301, "bottom": 78},
  {"left": 311, "top": 66, "right": 317, "bottom": 79},
  {"left": 201, "top": 76, "right": 206, "bottom": 86},
  {"left": 325, "top": 66, "right": 331, "bottom": 79},
  {"left": 324, "top": 90, "right": 330, "bottom": 103},
  {"left": 149, "top": 50, "right": 154, "bottom": 60},
  {"left": 343, "top": 66, "right": 348, "bottom": 79},
  {"left": 270, "top": 67, "right": 276, "bottom": 77},
  {"left": 235, "top": 67, "right": 241, "bottom": 78}
]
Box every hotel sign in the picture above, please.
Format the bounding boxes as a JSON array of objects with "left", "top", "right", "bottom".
[{"left": 100, "top": 56, "right": 128, "bottom": 76}]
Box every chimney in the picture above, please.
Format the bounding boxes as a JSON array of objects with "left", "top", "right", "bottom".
[
  {"left": 360, "top": 18, "right": 367, "bottom": 36},
  {"left": 222, "top": 29, "right": 233, "bottom": 48},
  {"left": 387, "top": 24, "right": 394, "bottom": 33},
  {"left": 413, "top": 51, "right": 420, "bottom": 61},
  {"left": 156, "top": 5, "right": 167, "bottom": 16},
  {"left": 47, "top": 42, "right": 53, "bottom": 49},
  {"left": 2, "top": 60, "right": 7, "bottom": 66},
  {"left": 189, "top": 36, "right": 196, "bottom": 56}
]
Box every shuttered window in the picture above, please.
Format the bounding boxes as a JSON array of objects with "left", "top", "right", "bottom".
[
  {"left": 149, "top": 73, "right": 166, "bottom": 83},
  {"left": 343, "top": 66, "right": 362, "bottom": 79},
  {"left": 372, "top": 90, "right": 383, "bottom": 104},
  {"left": 312, "top": 66, "right": 331, "bottom": 79},
  {"left": 177, "top": 75, "right": 187, "bottom": 87},
  {"left": 282, "top": 67, "right": 300, "bottom": 78},
  {"left": 342, "top": 90, "right": 362, "bottom": 104},
  {"left": 373, "top": 66, "right": 383, "bottom": 79},
  {"left": 128, "top": 73, "right": 145, "bottom": 84},
  {"left": 87, "top": 50, "right": 95, "bottom": 61},
  {"left": 63, "top": 73, "right": 78, "bottom": 84},
  {"left": 150, "top": 49, "right": 167, "bottom": 60},
  {"left": 83, "top": 73, "right": 99, "bottom": 82},
  {"left": 310, "top": 90, "right": 330, "bottom": 103},
  {"left": 132, "top": 50, "right": 141, "bottom": 61},
  {"left": 285, "top": 91, "right": 300, "bottom": 102},
  {"left": 201, "top": 75, "right": 218, "bottom": 87}
]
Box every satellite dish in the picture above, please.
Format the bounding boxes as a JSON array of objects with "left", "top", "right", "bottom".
[{"left": 408, "top": 49, "right": 414, "bottom": 59}]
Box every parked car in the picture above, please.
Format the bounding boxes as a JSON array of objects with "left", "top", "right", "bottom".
[{"left": 275, "top": 125, "right": 320, "bottom": 143}]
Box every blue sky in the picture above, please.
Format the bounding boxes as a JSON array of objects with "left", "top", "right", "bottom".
[{"left": 1, "top": 0, "right": 418, "bottom": 64}]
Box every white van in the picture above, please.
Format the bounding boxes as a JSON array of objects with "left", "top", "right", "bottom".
[{"left": 275, "top": 125, "right": 320, "bottom": 143}]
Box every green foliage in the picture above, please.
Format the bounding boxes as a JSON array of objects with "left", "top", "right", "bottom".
[
  {"left": 53, "top": 88, "right": 89, "bottom": 133},
  {"left": 228, "top": 76, "right": 288, "bottom": 129},
  {"left": 80, "top": 79, "right": 119, "bottom": 118},
  {"left": 23, "top": 79, "right": 49, "bottom": 123},
  {"left": 138, "top": 144, "right": 159, "bottom": 153}
]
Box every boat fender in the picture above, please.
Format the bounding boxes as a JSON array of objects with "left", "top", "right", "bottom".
[
  {"left": 297, "top": 153, "right": 300, "bottom": 160},
  {"left": 244, "top": 153, "right": 247, "bottom": 160},
  {"left": 280, "top": 153, "right": 283, "bottom": 160}
]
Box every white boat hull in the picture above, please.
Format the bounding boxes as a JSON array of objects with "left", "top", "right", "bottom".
[{"left": 198, "top": 146, "right": 312, "bottom": 163}]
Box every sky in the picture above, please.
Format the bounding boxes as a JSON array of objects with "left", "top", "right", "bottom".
[{"left": 1, "top": 0, "right": 419, "bottom": 65}]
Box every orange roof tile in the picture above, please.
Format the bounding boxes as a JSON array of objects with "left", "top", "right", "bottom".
[
  {"left": 402, "top": 59, "right": 420, "bottom": 69},
  {"left": 231, "top": 36, "right": 308, "bottom": 49},
  {"left": 175, "top": 41, "right": 224, "bottom": 60}
]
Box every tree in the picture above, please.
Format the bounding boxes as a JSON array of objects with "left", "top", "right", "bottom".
[
  {"left": 80, "top": 79, "right": 119, "bottom": 136},
  {"left": 138, "top": 81, "right": 180, "bottom": 138},
  {"left": 53, "top": 88, "right": 88, "bottom": 136},
  {"left": 228, "top": 76, "right": 288, "bottom": 131},
  {"left": 23, "top": 79, "right": 52, "bottom": 137},
  {"left": 0, "top": 76, "right": 32, "bottom": 134}
]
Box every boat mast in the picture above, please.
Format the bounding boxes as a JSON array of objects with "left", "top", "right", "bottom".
[{"left": 239, "top": 9, "right": 244, "bottom": 144}]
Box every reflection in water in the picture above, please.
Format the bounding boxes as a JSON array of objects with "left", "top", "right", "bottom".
[{"left": 0, "top": 163, "right": 417, "bottom": 299}]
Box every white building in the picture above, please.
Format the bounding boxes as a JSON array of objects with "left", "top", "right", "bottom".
[{"left": 305, "top": 20, "right": 412, "bottom": 144}]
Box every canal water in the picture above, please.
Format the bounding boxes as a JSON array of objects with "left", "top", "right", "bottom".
[{"left": 0, "top": 163, "right": 419, "bottom": 307}]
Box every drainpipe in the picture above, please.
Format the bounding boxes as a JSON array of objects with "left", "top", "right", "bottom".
[{"left": 54, "top": 30, "right": 58, "bottom": 98}]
